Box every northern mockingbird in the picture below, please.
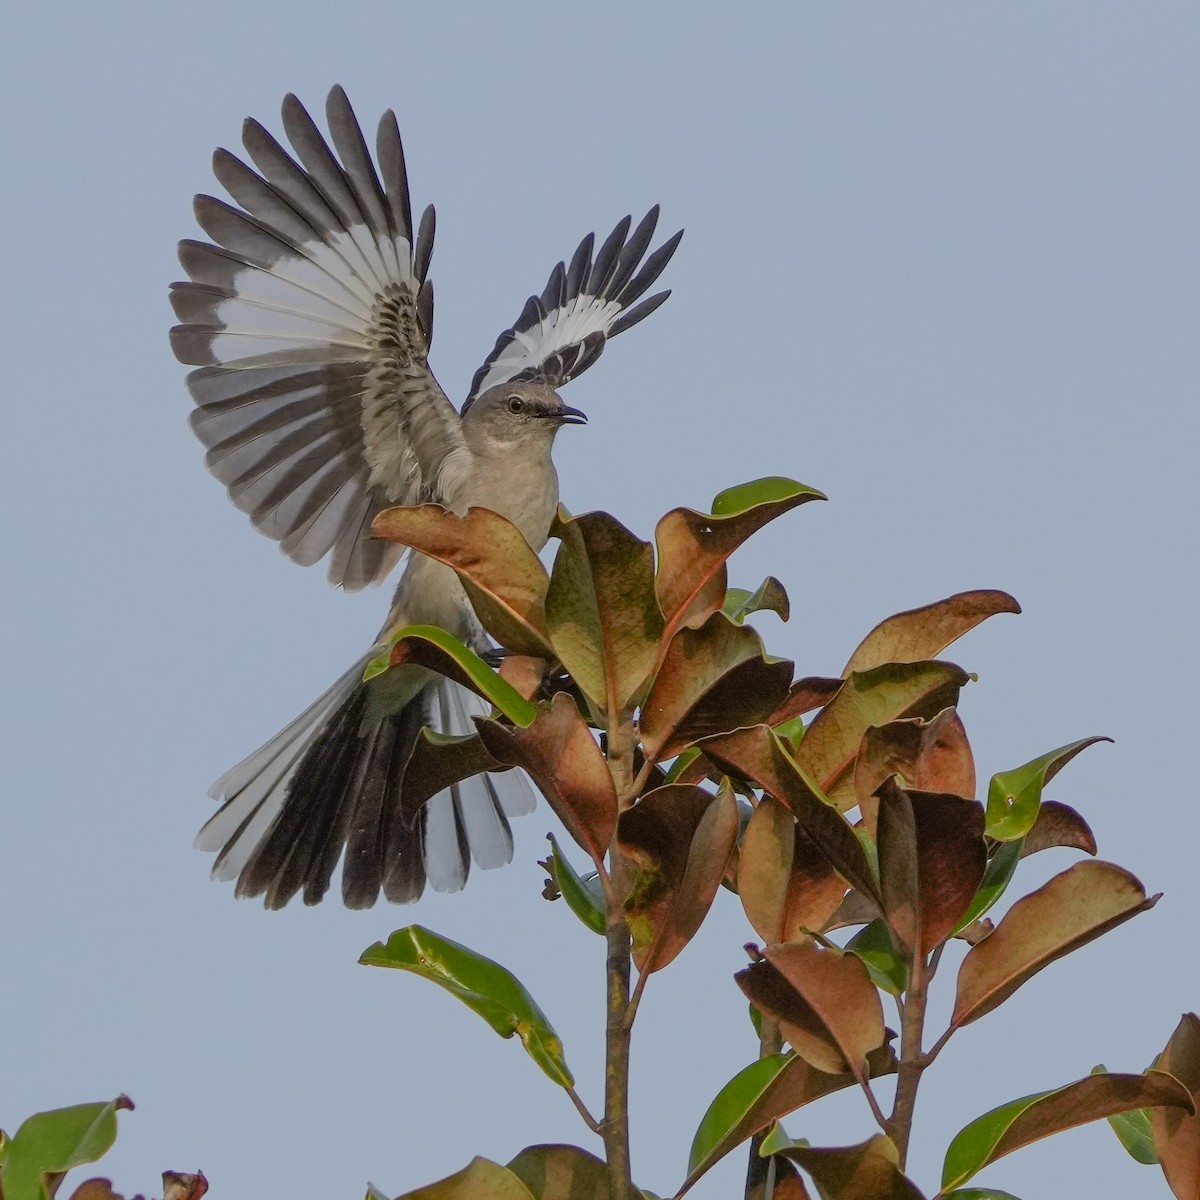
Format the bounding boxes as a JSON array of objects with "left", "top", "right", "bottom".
[{"left": 170, "top": 87, "right": 681, "bottom": 909}]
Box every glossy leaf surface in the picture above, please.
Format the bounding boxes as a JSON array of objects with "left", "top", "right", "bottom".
[{"left": 985, "top": 737, "right": 1110, "bottom": 842}]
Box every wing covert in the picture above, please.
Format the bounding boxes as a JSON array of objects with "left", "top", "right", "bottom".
[{"left": 170, "top": 86, "right": 463, "bottom": 590}]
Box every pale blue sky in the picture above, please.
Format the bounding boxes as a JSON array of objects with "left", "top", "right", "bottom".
[{"left": 3, "top": 4, "right": 1198, "bottom": 1198}]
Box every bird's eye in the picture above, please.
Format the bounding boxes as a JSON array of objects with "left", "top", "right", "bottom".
[{"left": 506, "top": 396, "right": 524, "bottom": 414}]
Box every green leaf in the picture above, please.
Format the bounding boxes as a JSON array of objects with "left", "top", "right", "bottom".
[
  {"left": 546, "top": 834, "right": 605, "bottom": 935},
  {"left": 985, "top": 737, "right": 1111, "bottom": 841},
  {"left": 941, "top": 1070, "right": 1193, "bottom": 1191},
  {"left": 656, "top": 478, "right": 825, "bottom": 638},
  {"left": 940, "top": 1191, "right": 1024, "bottom": 1199},
  {"left": 846, "top": 920, "right": 908, "bottom": 996},
  {"left": 843, "top": 590, "right": 1021, "bottom": 676},
  {"left": 952, "top": 841, "right": 1022, "bottom": 934},
  {"left": 688, "top": 1054, "right": 792, "bottom": 1176},
  {"left": 546, "top": 511, "right": 664, "bottom": 715},
  {"left": 1092, "top": 1066, "right": 1158, "bottom": 1165},
  {"left": 361, "top": 926, "right": 574, "bottom": 1087},
  {"left": 0, "top": 1096, "right": 132, "bottom": 1200},
  {"left": 364, "top": 625, "right": 536, "bottom": 726},
  {"left": 723, "top": 576, "right": 791, "bottom": 624}
]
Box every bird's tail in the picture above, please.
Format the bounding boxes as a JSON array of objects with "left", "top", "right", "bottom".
[{"left": 196, "top": 658, "right": 535, "bottom": 908}]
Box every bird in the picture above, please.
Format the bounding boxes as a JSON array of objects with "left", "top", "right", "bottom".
[{"left": 169, "top": 86, "right": 681, "bottom": 910}]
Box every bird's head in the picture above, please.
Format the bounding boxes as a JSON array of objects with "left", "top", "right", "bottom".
[{"left": 462, "top": 381, "right": 587, "bottom": 451}]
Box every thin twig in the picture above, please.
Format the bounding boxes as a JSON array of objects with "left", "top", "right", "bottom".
[
  {"left": 623, "top": 963, "right": 650, "bottom": 1032},
  {"left": 860, "top": 1076, "right": 890, "bottom": 1135},
  {"left": 922, "top": 1024, "right": 956, "bottom": 1068}
]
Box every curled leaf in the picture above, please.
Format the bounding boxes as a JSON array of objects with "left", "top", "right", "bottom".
[
  {"left": 986, "top": 737, "right": 1111, "bottom": 842},
  {"left": 724, "top": 576, "right": 791, "bottom": 624},
  {"left": 360, "top": 926, "right": 573, "bottom": 1087},
  {"left": 1152, "top": 1013, "right": 1200, "bottom": 1199},
  {"left": 544, "top": 835, "right": 606, "bottom": 935},
  {"left": 774, "top": 1134, "right": 927, "bottom": 1200}
]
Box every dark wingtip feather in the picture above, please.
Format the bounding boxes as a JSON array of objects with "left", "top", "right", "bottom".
[{"left": 608, "top": 289, "right": 671, "bottom": 339}]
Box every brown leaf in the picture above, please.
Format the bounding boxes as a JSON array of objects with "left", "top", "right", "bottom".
[
  {"left": 842, "top": 590, "right": 1020, "bottom": 676},
  {"left": 776, "top": 1134, "right": 927, "bottom": 1200},
  {"left": 499, "top": 655, "right": 550, "bottom": 702},
  {"left": 655, "top": 481, "right": 825, "bottom": 638},
  {"left": 1152, "top": 1013, "right": 1200, "bottom": 1200},
  {"left": 771, "top": 1159, "right": 815, "bottom": 1200},
  {"left": 67, "top": 1181, "right": 124, "bottom": 1200},
  {"left": 393, "top": 1157, "right": 537, "bottom": 1198},
  {"left": 738, "top": 941, "right": 887, "bottom": 1080},
  {"left": 769, "top": 678, "right": 845, "bottom": 725},
  {"left": 506, "top": 1144, "right": 609, "bottom": 1200},
  {"left": 700, "top": 725, "right": 880, "bottom": 906},
  {"left": 619, "top": 783, "right": 739, "bottom": 973},
  {"left": 952, "top": 860, "right": 1160, "bottom": 1028},
  {"left": 795, "top": 662, "right": 971, "bottom": 810},
  {"left": 373, "top": 505, "right": 552, "bottom": 657},
  {"left": 822, "top": 889, "right": 881, "bottom": 933},
  {"left": 854, "top": 709, "right": 975, "bottom": 835},
  {"left": 545, "top": 512, "right": 664, "bottom": 716},
  {"left": 1019, "top": 800, "right": 1098, "bottom": 859},
  {"left": 161, "top": 1173, "right": 208, "bottom": 1200},
  {"left": 476, "top": 693, "right": 617, "bottom": 868},
  {"left": 738, "top": 797, "right": 847, "bottom": 943},
  {"left": 640, "top": 614, "right": 793, "bottom": 762},
  {"left": 875, "top": 780, "right": 987, "bottom": 957},
  {"left": 399, "top": 730, "right": 509, "bottom": 827}
]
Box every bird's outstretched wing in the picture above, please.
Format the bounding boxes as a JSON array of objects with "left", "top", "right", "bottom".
[
  {"left": 170, "top": 86, "right": 463, "bottom": 591},
  {"left": 465, "top": 209, "right": 683, "bottom": 409}
]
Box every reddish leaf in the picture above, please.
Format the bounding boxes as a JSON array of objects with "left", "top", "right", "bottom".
[
  {"left": 545, "top": 512, "right": 664, "bottom": 716},
  {"left": 640, "top": 614, "right": 793, "bottom": 762},
  {"left": 738, "top": 797, "right": 847, "bottom": 944},
  {"left": 162, "top": 1175, "right": 208, "bottom": 1200},
  {"left": 952, "top": 860, "right": 1160, "bottom": 1028},
  {"left": 373, "top": 505, "right": 553, "bottom": 657},
  {"left": 499, "top": 655, "right": 550, "bottom": 702},
  {"left": 700, "top": 725, "right": 880, "bottom": 906},
  {"left": 655, "top": 478, "right": 825, "bottom": 637},
  {"left": 738, "top": 941, "right": 886, "bottom": 1080},
  {"left": 506, "top": 1144, "right": 609, "bottom": 1200},
  {"left": 619, "top": 783, "right": 739, "bottom": 973},
  {"left": 769, "top": 678, "right": 845, "bottom": 725},
  {"left": 842, "top": 590, "right": 1020, "bottom": 676},
  {"left": 795, "top": 662, "right": 971, "bottom": 809},
  {"left": 1019, "top": 800, "right": 1097, "bottom": 859},
  {"left": 777, "top": 1134, "right": 927, "bottom": 1200},
  {"left": 875, "top": 779, "right": 987, "bottom": 957},
  {"left": 854, "top": 709, "right": 975, "bottom": 836},
  {"left": 476, "top": 693, "right": 616, "bottom": 868},
  {"left": 1152, "top": 1013, "right": 1200, "bottom": 1200}
]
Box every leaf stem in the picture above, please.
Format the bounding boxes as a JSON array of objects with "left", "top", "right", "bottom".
[
  {"left": 744, "top": 1016, "right": 783, "bottom": 1200},
  {"left": 566, "top": 1084, "right": 603, "bottom": 1134}
]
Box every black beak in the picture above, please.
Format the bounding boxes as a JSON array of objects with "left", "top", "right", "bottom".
[{"left": 555, "top": 405, "right": 588, "bottom": 425}]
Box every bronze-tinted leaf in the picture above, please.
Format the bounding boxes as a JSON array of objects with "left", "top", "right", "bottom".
[
  {"left": 724, "top": 575, "right": 792, "bottom": 624},
  {"left": 398, "top": 730, "right": 508, "bottom": 827},
  {"left": 161, "top": 1171, "right": 209, "bottom": 1200},
  {"left": 373, "top": 505, "right": 553, "bottom": 657},
  {"left": 392, "top": 1157, "right": 537, "bottom": 1199},
  {"left": 655, "top": 478, "right": 825, "bottom": 637},
  {"left": 640, "top": 614, "right": 793, "bottom": 762},
  {"left": 843, "top": 591, "right": 1020, "bottom": 676},
  {"left": 1152, "top": 1013, "right": 1200, "bottom": 1200},
  {"left": 476, "top": 693, "right": 617, "bottom": 867},
  {"left": 619, "top": 783, "right": 739, "bottom": 973},
  {"left": 738, "top": 796, "right": 847, "bottom": 944},
  {"left": 700, "top": 725, "right": 880, "bottom": 906},
  {"left": 854, "top": 709, "right": 975, "bottom": 835},
  {"left": 738, "top": 941, "right": 886, "bottom": 1080},
  {"left": 506, "top": 1144, "right": 609, "bottom": 1200},
  {"left": 776, "top": 1134, "right": 927, "bottom": 1200},
  {"left": 875, "top": 779, "right": 987, "bottom": 957},
  {"left": 1019, "top": 800, "right": 1097, "bottom": 859},
  {"left": 952, "top": 860, "right": 1160, "bottom": 1028},
  {"left": 796, "top": 662, "right": 971, "bottom": 809},
  {"left": 770, "top": 678, "right": 845, "bottom": 725},
  {"left": 941, "top": 1070, "right": 1194, "bottom": 1192},
  {"left": 66, "top": 1181, "right": 124, "bottom": 1200},
  {"left": 545, "top": 512, "right": 664, "bottom": 715},
  {"left": 499, "top": 655, "right": 551, "bottom": 702}
]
